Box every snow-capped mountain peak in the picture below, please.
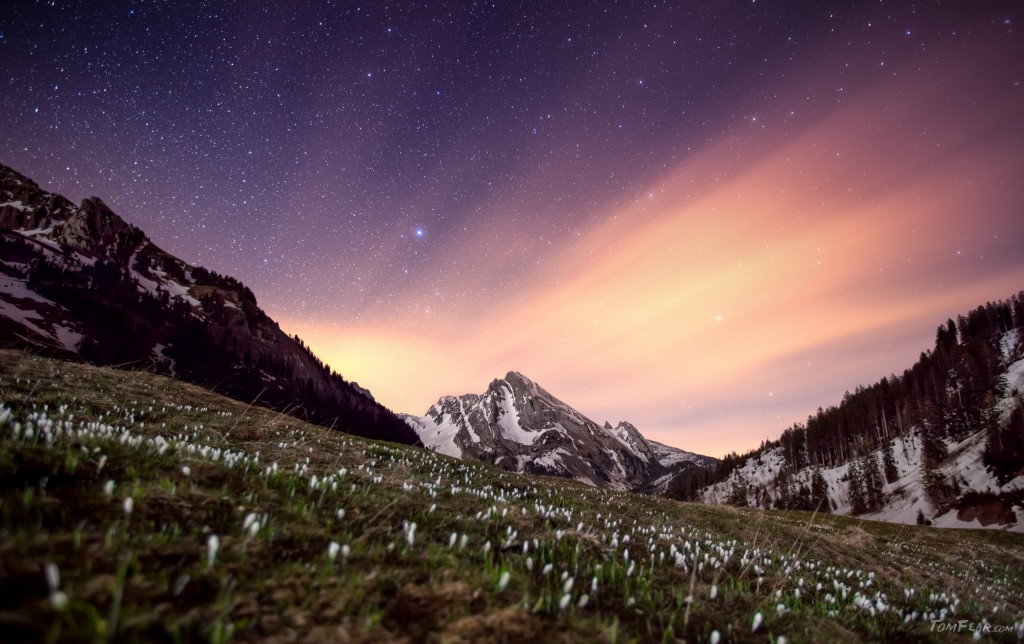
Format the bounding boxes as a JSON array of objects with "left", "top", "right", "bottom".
[
  {"left": 403, "top": 372, "right": 716, "bottom": 491},
  {"left": 604, "top": 420, "right": 654, "bottom": 460}
]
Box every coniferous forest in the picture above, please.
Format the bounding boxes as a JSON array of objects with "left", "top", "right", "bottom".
[{"left": 705, "top": 292, "right": 1024, "bottom": 512}]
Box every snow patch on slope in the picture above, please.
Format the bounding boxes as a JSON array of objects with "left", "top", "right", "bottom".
[
  {"left": 0, "top": 272, "right": 83, "bottom": 351},
  {"left": 703, "top": 427, "right": 1023, "bottom": 532},
  {"left": 404, "top": 414, "right": 463, "bottom": 459},
  {"left": 649, "top": 440, "right": 716, "bottom": 468},
  {"left": 493, "top": 380, "right": 542, "bottom": 445},
  {"left": 532, "top": 447, "right": 570, "bottom": 472}
]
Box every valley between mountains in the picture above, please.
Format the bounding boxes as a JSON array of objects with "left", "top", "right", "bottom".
[
  {"left": 3, "top": 161, "right": 1024, "bottom": 529},
  {"left": 2, "top": 163, "right": 1024, "bottom": 641}
]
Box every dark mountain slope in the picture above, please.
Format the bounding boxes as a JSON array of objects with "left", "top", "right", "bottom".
[{"left": 0, "top": 163, "right": 419, "bottom": 445}]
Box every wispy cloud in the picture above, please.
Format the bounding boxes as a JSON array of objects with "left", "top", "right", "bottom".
[{"left": 284, "top": 46, "right": 1024, "bottom": 457}]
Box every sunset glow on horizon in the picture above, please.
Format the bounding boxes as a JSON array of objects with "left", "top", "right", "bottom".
[{"left": 283, "top": 47, "right": 1024, "bottom": 458}]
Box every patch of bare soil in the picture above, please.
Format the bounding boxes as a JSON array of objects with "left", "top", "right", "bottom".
[
  {"left": 391, "top": 581, "right": 485, "bottom": 639},
  {"left": 440, "top": 606, "right": 540, "bottom": 643},
  {"left": 957, "top": 498, "right": 1016, "bottom": 526}
]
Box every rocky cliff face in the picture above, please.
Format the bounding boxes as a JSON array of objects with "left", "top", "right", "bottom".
[
  {"left": 0, "top": 167, "right": 76, "bottom": 230},
  {"left": 403, "top": 371, "right": 716, "bottom": 491},
  {"left": 0, "top": 163, "right": 419, "bottom": 446},
  {"left": 53, "top": 197, "right": 145, "bottom": 263}
]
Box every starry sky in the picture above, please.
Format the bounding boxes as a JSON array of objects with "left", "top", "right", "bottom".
[{"left": 3, "top": 1, "right": 1024, "bottom": 457}]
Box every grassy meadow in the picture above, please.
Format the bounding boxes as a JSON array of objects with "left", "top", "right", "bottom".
[{"left": 0, "top": 349, "right": 1022, "bottom": 642}]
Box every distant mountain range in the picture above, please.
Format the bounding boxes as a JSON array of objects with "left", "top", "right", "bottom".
[
  {"left": 0, "top": 163, "right": 419, "bottom": 445},
  {"left": 402, "top": 371, "right": 716, "bottom": 492}
]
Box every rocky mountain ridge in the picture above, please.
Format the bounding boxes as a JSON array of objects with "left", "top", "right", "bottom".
[{"left": 402, "top": 370, "right": 716, "bottom": 491}]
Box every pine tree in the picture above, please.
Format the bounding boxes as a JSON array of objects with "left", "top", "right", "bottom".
[
  {"left": 810, "top": 467, "right": 830, "bottom": 513},
  {"left": 920, "top": 415, "right": 952, "bottom": 510},
  {"left": 862, "top": 453, "right": 885, "bottom": 511},
  {"left": 980, "top": 391, "right": 1002, "bottom": 454},
  {"left": 920, "top": 424, "right": 947, "bottom": 469},
  {"left": 983, "top": 401, "right": 1024, "bottom": 485},
  {"left": 847, "top": 459, "right": 866, "bottom": 514},
  {"left": 922, "top": 466, "right": 951, "bottom": 509},
  {"left": 882, "top": 437, "right": 899, "bottom": 484},
  {"left": 727, "top": 476, "right": 749, "bottom": 507},
  {"left": 757, "top": 487, "right": 770, "bottom": 509}
]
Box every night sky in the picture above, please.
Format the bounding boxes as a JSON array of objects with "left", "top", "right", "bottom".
[{"left": 3, "top": 1, "right": 1024, "bottom": 457}]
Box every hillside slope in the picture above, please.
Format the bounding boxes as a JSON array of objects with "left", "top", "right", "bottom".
[
  {"left": 703, "top": 300, "right": 1024, "bottom": 532},
  {"left": 2, "top": 349, "right": 1024, "bottom": 642},
  {"left": 0, "top": 163, "right": 418, "bottom": 445}
]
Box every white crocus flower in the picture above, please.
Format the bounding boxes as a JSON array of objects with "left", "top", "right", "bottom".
[
  {"left": 206, "top": 534, "right": 220, "bottom": 566},
  {"left": 752, "top": 611, "right": 764, "bottom": 633}
]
